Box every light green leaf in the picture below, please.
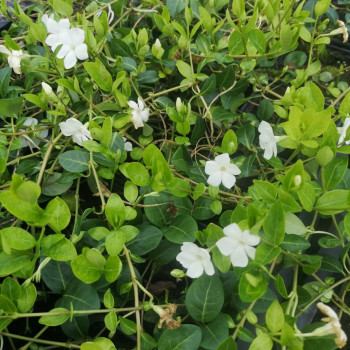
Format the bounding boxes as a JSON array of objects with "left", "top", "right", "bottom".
[
  {"left": 39, "top": 308, "right": 70, "bottom": 326},
  {"left": 45, "top": 197, "right": 71, "bottom": 233},
  {"left": 0, "top": 227, "right": 36, "bottom": 250},
  {"left": 263, "top": 201, "right": 285, "bottom": 246}
]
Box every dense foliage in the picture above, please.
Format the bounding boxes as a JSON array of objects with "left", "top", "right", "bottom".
[{"left": 0, "top": 0, "right": 350, "bottom": 349}]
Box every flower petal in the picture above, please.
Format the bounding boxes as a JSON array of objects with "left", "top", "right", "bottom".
[
  {"left": 137, "top": 98, "right": 144, "bottom": 110},
  {"left": 141, "top": 109, "right": 149, "bottom": 122},
  {"left": 207, "top": 172, "right": 222, "bottom": 187},
  {"left": 214, "top": 153, "right": 230, "bottom": 166},
  {"left": 223, "top": 223, "right": 242, "bottom": 239},
  {"left": 58, "top": 18, "right": 70, "bottom": 30},
  {"left": 63, "top": 50, "right": 77, "bottom": 69},
  {"left": 205, "top": 161, "right": 218, "bottom": 175},
  {"left": 244, "top": 245, "right": 256, "bottom": 260},
  {"left": 56, "top": 44, "right": 70, "bottom": 58},
  {"left": 242, "top": 231, "right": 260, "bottom": 246},
  {"left": 176, "top": 251, "right": 195, "bottom": 268},
  {"left": 227, "top": 163, "right": 241, "bottom": 175},
  {"left": 74, "top": 44, "right": 88, "bottom": 60},
  {"left": 221, "top": 172, "right": 236, "bottom": 189},
  {"left": 258, "top": 121, "right": 273, "bottom": 135},
  {"left": 230, "top": 246, "right": 248, "bottom": 267},
  {"left": 59, "top": 118, "right": 82, "bottom": 136},
  {"left": 72, "top": 134, "right": 83, "bottom": 146},
  {"left": 0, "top": 45, "right": 10, "bottom": 55},
  {"left": 186, "top": 262, "right": 204, "bottom": 278},
  {"left": 216, "top": 237, "right": 236, "bottom": 256},
  {"left": 202, "top": 259, "right": 215, "bottom": 276},
  {"left": 70, "top": 28, "right": 85, "bottom": 45},
  {"left": 128, "top": 100, "right": 138, "bottom": 110}
]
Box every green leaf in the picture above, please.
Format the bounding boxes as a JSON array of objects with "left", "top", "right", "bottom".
[
  {"left": 266, "top": 300, "right": 284, "bottom": 332},
  {"left": 56, "top": 279, "right": 100, "bottom": 312},
  {"left": 297, "top": 182, "right": 315, "bottom": 212},
  {"left": 127, "top": 224, "right": 162, "bottom": 255},
  {"left": 217, "top": 337, "right": 237, "bottom": 350},
  {"left": 166, "top": 0, "right": 185, "bottom": 17},
  {"left": 252, "top": 180, "right": 277, "bottom": 204},
  {"left": 185, "top": 275, "right": 224, "bottom": 322},
  {"left": 281, "top": 234, "right": 310, "bottom": 252},
  {"left": 193, "top": 197, "right": 215, "bottom": 220},
  {"left": 236, "top": 124, "right": 255, "bottom": 148},
  {"left": 176, "top": 60, "right": 193, "bottom": 79},
  {"left": 158, "top": 324, "right": 202, "bottom": 350},
  {"left": 44, "top": 237, "right": 77, "bottom": 261},
  {"left": 193, "top": 183, "right": 206, "bottom": 200},
  {"left": 51, "top": 0, "right": 73, "bottom": 16},
  {"left": 0, "top": 98, "right": 23, "bottom": 118},
  {"left": 125, "top": 162, "right": 150, "bottom": 186},
  {"left": 105, "top": 230, "right": 125, "bottom": 256},
  {"left": 0, "top": 67, "right": 11, "bottom": 98},
  {"left": 1, "top": 277, "right": 21, "bottom": 301},
  {"left": 0, "top": 294, "right": 16, "bottom": 314},
  {"left": 104, "top": 311, "right": 117, "bottom": 332},
  {"left": 39, "top": 307, "right": 70, "bottom": 326},
  {"left": 263, "top": 201, "right": 285, "bottom": 246},
  {"left": 41, "top": 260, "right": 73, "bottom": 294},
  {"left": 285, "top": 212, "right": 308, "bottom": 235},
  {"left": 124, "top": 181, "right": 138, "bottom": 203},
  {"left": 17, "top": 283, "right": 37, "bottom": 312},
  {"left": 221, "top": 129, "right": 238, "bottom": 155},
  {"left": 315, "top": 0, "right": 331, "bottom": 16},
  {"left": 228, "top": 31, "right": 244, "bottom": 55},
  {"left": 103, "top": 289, "right": 114, "bottom": 309},
  {"left": 247, "top": 29, "right": 266, "bottom": 54},
  {"left": 324, "top": 157, "right": 348, "bottom": 190},
  {"left": 249, "top": 333, "right": 273, "bottom": 350},
  {"left": 105, "top": 194, "right": 125, "bottom": 229},
  {"left": 119, "top": 316, "right": 137, "bottom": 335},
  {"left": 315, "top": 190, "right": 350, "bottom": 215},
  {"left": 45, "top": 197, "right": 71, "bottom": 233},
  {"left": 255, "top": 244, "right": 281, "bottom": 264},
  {"left": 71, "top": 249, "right": 105, "bottom": 283},
  {"left": 274, "top": 274, "right": 288, "bottom": 298},
  {"left": 0, "top": 227, "right": 36, "bottom": 250},
  {"left": 239, "top": 270, "right": 267, "bottom": 302},
  {"left": 0, "top": 252, "right": 31, "bottom": 277},
  {"left": 104, "top": 255, "right": 122, "bottom": 282},
  {"left": 164, "top": 214, "right": 197, "bottom": 244},
  {"left": 200, "top": 313, "right": 229, "bottom": 349},
  {"left": 84, "top": 59, "right": 113, "bottom": 92},
  {"left": 59, "top": 151, "right": 90, "bottom": 173}
]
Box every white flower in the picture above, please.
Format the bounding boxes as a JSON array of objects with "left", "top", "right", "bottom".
[
  {"left": 176, "top": 242, "right": 215, "bottom": 278},
  {"left": 59, "top": 118, "right": 92, "bottom": 146},
  {"left": 204, "top": 153, "right": 241, "bottom": 189},
  {"left": 216, "top": 223, "right": 260, "bottom": 267},
  {"left": 258, "top": 121, "right": 281, "bottom": 160},
  {"left": 337, "top": 117, "right": 350, "bottom": 145},
  {"left": 305, "top": 302, "right": 347, "bottom": 349},
  {"left": 21, "top": 118, "right": 49, "bottom": 148},
  {"left": 0, "top": 46, "right": 26, "bottom": 74},
  {"left": 123, "top": 137, "right": 133, "bottom": 152},
  {"left": 51, "top": 28, "right": 89, "bottom": 69},
  {"left": 337, "top": 20, "right": 348, "bottom": 43},
  {"left": 294, "top": 175, "right": 302, "bottom": 187},
  {"left": 128, "top": 98, "right": 149, "bottom": 129},
  {"left": 42, "top": 14, "right": 70, "bottom": 36},
  {"left": 41, "top": 82, "right": 56, "bottom": 98},
  {"left": 154, "top": 39, "right": 162, "bottom": 49}
]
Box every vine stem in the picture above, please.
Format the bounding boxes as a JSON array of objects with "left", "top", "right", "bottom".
[
  {"left": 36, "top": 133, "right": 63, "bottom": 185},
  {"left": 123, "top": 245, "right": 142, "bottom": 350},
  {"left": 0, "top": 332, "right": 80, "bottom": 349}
]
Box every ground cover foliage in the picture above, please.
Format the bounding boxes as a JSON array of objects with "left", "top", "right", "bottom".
[{"left": 0, "top": 0, "right": 350, "bottom": 349}]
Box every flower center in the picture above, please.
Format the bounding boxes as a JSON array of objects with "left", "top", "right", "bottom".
[
  {"left": 220, "top": 165, "right": 227, "bottom": 172},
  {"left": 195, "top": 254, "right": 203, "bottom": 262}
]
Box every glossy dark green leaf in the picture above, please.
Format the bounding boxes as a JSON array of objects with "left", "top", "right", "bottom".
[{"left": 185, "top": 275, "right": 224, "bottom": 322}]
